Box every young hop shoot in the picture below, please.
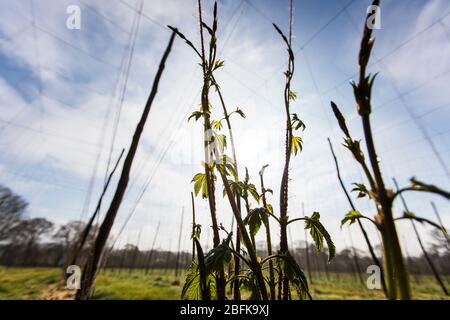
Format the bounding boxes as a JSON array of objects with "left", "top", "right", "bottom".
[{"left": 329, "top": 0, "right": 450, "bottom": 300}]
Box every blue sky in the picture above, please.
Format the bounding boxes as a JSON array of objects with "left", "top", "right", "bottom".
[{"left": 0, "top": 0, "right": 449, "bottom": 256}]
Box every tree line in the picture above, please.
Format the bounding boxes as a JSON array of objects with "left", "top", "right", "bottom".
[{"left": 1, "top": 184, "right": 448, "bottom": 277}]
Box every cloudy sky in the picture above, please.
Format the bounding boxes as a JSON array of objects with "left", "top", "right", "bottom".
[{"left": 0, "top": 0, "right": 449, "bottom": 256}]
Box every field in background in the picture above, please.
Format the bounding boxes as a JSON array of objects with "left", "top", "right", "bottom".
[{"left": 0, "top": 267, "right": 448, "bottom": 300}]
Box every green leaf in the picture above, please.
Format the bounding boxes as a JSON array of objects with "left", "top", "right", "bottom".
[
  {"left": 291, "top": 113, "right": 306, "bottom": 131},
  {"left": 192, "top": 173, "right": 208, "bottom": 199},
  {"left": 351, "top": 183, "right": 369, "bottom": 198},
  {"left": 234, "top": 107, "right": 246, "bottom": 118},
  {"left": 222, "top": 179, "right": 241, "bottom": 198},
  {"left": 278, "top": 252, "right": 311, "bottom": 300},
  {"left": 343, "top": 138, "right": 365, "bottom": 163},
  {"left": 181, "top": 260, "right": 202, "bottom": 300},
  {"left": 181, "top": 260, "right": 216, "bottom": 300},
  {"left": 304, "top": 212, "right": 335, "bottom": 262},
  {"left": 213, "top": 59, "right": 225, "bottom": 71},
  {"left": 403, "top": 211, "right": 415, "bottom": 219},
  {"left": 191, "top": 223, "right": 202, "bottom": 239},
  {"left": 244, "top": 208, "right": 264, "bottom": 237},
  {"left": 246, "top": 184, "right": 260, "bottom": 203},
  {"left": 240, "top": 269, "right": 261, "bottom": 300},
  {"left": 188, "top": 111, "right": 204, "bottom": 122},
  {"left": 260, "top": 188, "right": 273, "bottom": 203},
  {"left": 205, "top": 233, "right": 233, "bottom": 274},
  {"left": 288, "top": 90, "right": 297, "bottom": 101},
  {"left": 213, "top": 133, "right": 227, "bottom": 154},
  {"left": 341, "top": 210, "right": 364, "bottom": 227},
  {"left": 223, "top": 163, "right": 237, "bottom": 180},
  {"left": 291, "top": 136, "right": 303, "bottom": 156},
  {"left": 212, "top": 120, "right": 223, "bottom": 130},
  {"left": 201, "top": 22, "right": 213, "bottom": 36}
]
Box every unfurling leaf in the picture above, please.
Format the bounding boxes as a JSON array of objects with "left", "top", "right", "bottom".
[
  {"left": 304, "top": 212, "right": 335, "bottom": 262},
  {"left": 288, "top": 90, "right": 297, "bottom": 101},
  {"left": 341, "top": 210, "right": 364, "bottom": 227},
  {"left": 277, "top": 252, "right": 311, "bottom": 300},
  {"left": 201, "top": 22, "right": 213, "bottom": 36},
  {"left": 291, "top": 136, "right": 303, "bottom": 156},
  {"left": 399, "top": 212, "right": 447, "bottom": 235},
  {"left": 191, "top": 223, "right": 202, "bottom": 239},
  {"left": 244, "top": 208, "right": 265, "bottom": 237},
  {"left": 213, "top": 59, "right": 225, "bottom": 71},
  {"left": 188, "top": 111, "right": 204, "bottom": 122},
  {"left": 234, "top": 107, "right": 246, "bottom": 119},
  {"left": 205, "top": 232, "right": 233, "bottom": 273},
  {"left": 291, "top": 113, "right": 306, "bottom": 131},
  {"left": 212, "top": 120, "right": 223, "bottom": 130},
  {"left": 343, "top": 138, "right": 365, "bottom": 163},
  {"left": 351, "top": 183, "right": 369, "bottom": 198},
  {"left": 246, "top": 184, "right": 260, "bottom": 203},
  {"left": 403, "top": 211, "right": 415, "bottom": 219},
  {"left": 330, "top": 101, "right": 350, "bottom": 137}
]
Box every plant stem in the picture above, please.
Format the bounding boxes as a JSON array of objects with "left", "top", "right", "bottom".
[
  {"left": 353, "top": 0, "right": 410, "bottom": 299},
  {"left": 278, "top": 0, "right": 295, "bottom": 299},
  {"left": 259, "top": 167, "right": 276, "bottom": 300},
  {"left": 211, "top": 76, "right": 242, "bottom": 300},
  {"left": 327, "top": 138, "right": 388, "bottom": 297},
  {"left": 361, "top": 115, "right": 410, "bottom": 299},
  {"left": 191, "top": 192, "right": 196, "bottom": 260},
  {"left": 219, "top": 167, "right": 268, "bottom": 300},
  {"left": 197, "top": 0, "right": 225, "bottom": 300},
  {"left": 302, "top": 202, "right": 313, "bottom": 285},
  {"left": 393, "top": 178, "right": 449, "bottom": 296}
]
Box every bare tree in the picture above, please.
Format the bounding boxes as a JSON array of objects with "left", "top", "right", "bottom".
[{"left": 0, "top": 184, "right": 28, "bottom": 241}]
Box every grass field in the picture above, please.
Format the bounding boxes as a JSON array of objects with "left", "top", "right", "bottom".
[{"left": 0, "top": 267, "right": 448, "bottom": 300}]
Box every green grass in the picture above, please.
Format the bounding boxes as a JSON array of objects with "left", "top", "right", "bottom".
[
  {"left": 0, "top": 267, "right": 448, "bottom": 300},
  {"left": 0, "top": 267, "right": 60, "bottom": 299}
]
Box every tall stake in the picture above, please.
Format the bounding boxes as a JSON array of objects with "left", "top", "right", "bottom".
[
  {"left": 175, "top": 207, "right": 185, "bottom": 277},
  {"left": 76, "top": 31, "right": 176, "bottom": 300},
  {"left": 347, "top": 228, "right": 364, "bottom": 286},
  {"left": 67, "top": 149, "right": 125, "bottom": 270},
  {"left": 129, "top": 228, "right": 142, "bottom": 274},
  {"left": 145, "top": 220, "right": 160, "bottom": 275}
]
